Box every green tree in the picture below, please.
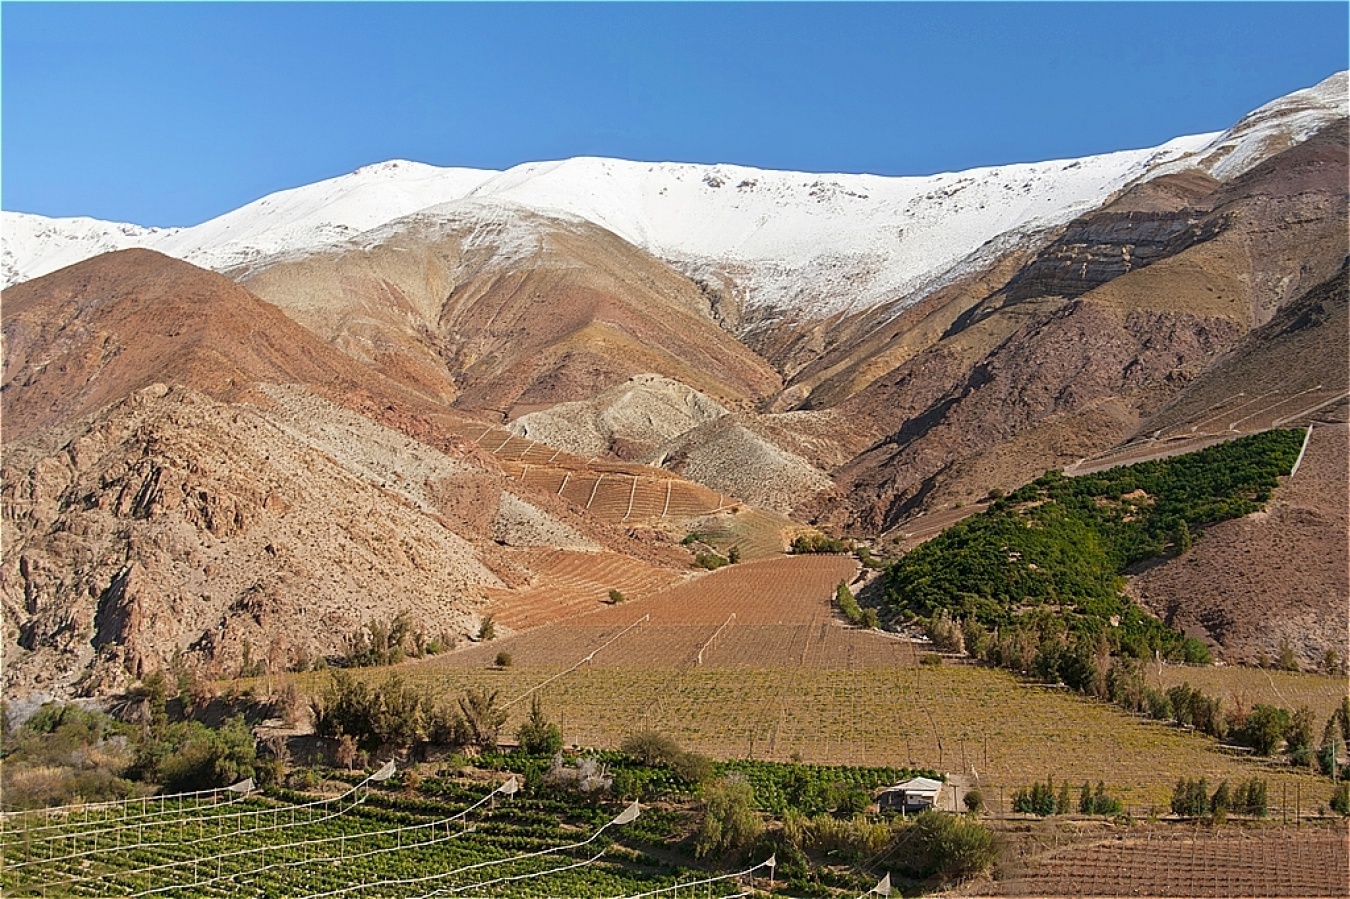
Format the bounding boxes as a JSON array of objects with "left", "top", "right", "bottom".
[
  {"left": 1210, "top": 781, "right": 1231, "bottom": 822},
  {"left": 1285, "top": 706, "right": 1316, "bottom": 765},
  {"left": 156, "top": 717, "right": 257, "bottom": 793},
  {"left": 1240, "top": 778, "right": 1268, "bottom": 817},
  {"left": 896, "top": 811, "right": 997, "bottom": 882},
  {"left": 1172, "top": 520, "right": 1193, "bottom": 555},
  {"left": 458, "top": 687, "right": 506, "bottom": 750},
  {"left": 1092, "top": 781, "right": 1121, "bottom": 815},
  {"left": 695, "top": 778, "right": 763, "bottom": 858},
  {"left": 1055, "top": 779, "right": 1072, "bottom": 815},
  {"left": 1235, "top": 705, "right": 1290, "bottom": 755},
  {"left": 1330, "top": 783, "right": 1350, "bottom": 817},
  {"left": 516, "top": 695, "right": 563, "bottom": 756},
  {"left": 1171, "top": 778, "right": 1210, "bottom": 817}
]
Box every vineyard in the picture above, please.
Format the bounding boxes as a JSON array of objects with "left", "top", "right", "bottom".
[
  {"left": 0, "top": 766, "right": 769, "bottom": 898},
  {"left": 384, "top": 557, "right": 1334, "bottom": 809},
  {"left": 7, "top": 553, "right": 1346, "bottom": 897},
  {"left": 1150, "top": 664, "right": 1349, "bottom": 722},
  {"left": 985, "top": 821, "right": 1349, "bottom": 897},
  {"left": 484, "top": 550, "right": 689, "bottom": 631}
]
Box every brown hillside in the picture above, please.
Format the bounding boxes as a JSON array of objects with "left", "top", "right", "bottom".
[
  {"left": 803, "top": 121, "right": 1348, "bottom": 533},
  {"left": 0, "top": 252, "right": 761, "bottom": 700},
  {"left": 238, "top": 204, "right": 782, "bottom": 417},
  {"left": 1129, "top": 423, "right": 1349, "bottom": 669},
  {"left": 0, "top": 249, "right": 386, "bottom": 441},
  {"left": 0, "top": 383, "right": 503, "bottom": 697}
]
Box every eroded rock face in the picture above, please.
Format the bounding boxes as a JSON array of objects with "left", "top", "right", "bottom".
[
  {"left": 508, "top": 374, "right": 731, "bottom": 460},
  {"left": 1, "top": 385, "right": 502, "bottom": 698},
  {"left": 999, "top": 210, "right": 1227, "bottom": 305}
]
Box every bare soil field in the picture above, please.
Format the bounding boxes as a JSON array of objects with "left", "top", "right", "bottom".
[
  {"left": 422, "top": 415, "right": 737, "bottom": 524},
  {"left": 974, "top": 821, "right": 1349, "bottom": 898},
  {"left": 483, "top": 549, "right": 690, "bottom": 631}
]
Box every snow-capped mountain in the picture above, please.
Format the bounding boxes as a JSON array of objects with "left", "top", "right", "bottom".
[{"left": 3, "top": 72, "right": 1345, "bottom": 323}]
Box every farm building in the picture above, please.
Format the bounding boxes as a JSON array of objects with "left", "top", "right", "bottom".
[{"left": 876, "top": 776, "right": 945, "bottom": 813}]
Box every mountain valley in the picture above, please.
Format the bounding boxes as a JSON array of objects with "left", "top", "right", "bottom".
[{"left": 2, "top": 73, "right": 1346, "bottom": 700}]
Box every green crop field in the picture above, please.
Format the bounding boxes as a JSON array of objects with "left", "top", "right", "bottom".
[{"left": 0, "top": 771, "right": 752, "bottom": 898}]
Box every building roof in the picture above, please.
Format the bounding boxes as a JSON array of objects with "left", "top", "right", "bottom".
[{"left": 883, "top": 776, "right": 943, "bottom": 793}]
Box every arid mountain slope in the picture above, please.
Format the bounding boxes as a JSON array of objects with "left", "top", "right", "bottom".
[
  {"left": 0, "top": 253, "right": 735, "bottom": 700},
  {"left": 1118, "top": 264, "right": 1348, "bottom": 669},
  {"left": 1136, "top": 261, "right": 1349, "bottom": 441},
  {"left": 1129, "top": 422, "right": 1349, "bottom": 669},
  {"left": 2, "top": 383, "right": 502, "bottom": 696},
  {"left": 806, "top": 120, "right": 1348, "bottom": 532},
  {"left": 237, "top": 203, "right": 782, "bottom": 417},
  {"left": 0, "top": 249, "right": 378, "bottom": 441}
]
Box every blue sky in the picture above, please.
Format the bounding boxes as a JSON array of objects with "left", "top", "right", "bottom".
[{"left": 2, "top": 2, "right": 1346, "bottom": 227}]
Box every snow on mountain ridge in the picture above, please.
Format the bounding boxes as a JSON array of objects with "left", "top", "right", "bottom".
[
  {"left": 1153, "top": 71, "right": 1348, "bottom": 182},
  {"left": 4, "top": 73, "right": 1345, "bottom": 320}
]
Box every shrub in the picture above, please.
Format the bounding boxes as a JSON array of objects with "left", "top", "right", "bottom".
[
  {"left": 622, "top": 730, "right": 684, "bottom": 766},
  {"left": 855, "top": 545, "right": 883, "bottom": 569},
  {"left": 694, "top": 552, "right": 729, "bottom": 570},
  {"left": 155, "top": 717, "right": 257, "bottom": 794},
  {"left": 606, "top": 589, "right": 625, "bottom": 604},
  {"left": 342, "top": 611, "right": 421, "bottom": 667},
  {"left": 310, "top": 671, "right": 441, "bottom": 753},
  {"left": 477, "top": 616, "right": 496, "bottom": 642},
  {"left": 926, "top": 610, "right": 965, "bottom": 653},
  {"left": 836, "top": 582, "right": 864, "bottom": 625},
  {"left": 494, "top": 651, "right": 513, "bottom": 668},
  {"left": 791, "top": 533, "right": 851, "bottom": 554},
  {"left": 516, "top": 695, "right": 563, "bottom": 756},
  {"left": 620, "top": 729, "right": 712, "bottom": 784},
  {"left": 894, "top": 810, "right": 996, "bottom": 882},
  {"left": 696, "top": 777, "right": 763, "bottom": 858},
  {"left": 1079, "top": 781, "right": 1122, "bottom": 815},
  {"left": 1330, "top": 783, "right": 1350, "bottom": 817}
]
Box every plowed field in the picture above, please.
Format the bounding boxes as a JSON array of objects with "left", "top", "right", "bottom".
[
  {"left": 484, "top": 549, "right": 689, "bottom": 631},
  {"left": 982, "top": 823, "right": 1349, "bottom": 898}
]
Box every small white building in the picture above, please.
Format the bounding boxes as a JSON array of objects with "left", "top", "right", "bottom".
[{"left": 876, "top": 776, "right": 945, "bottom": 813}]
